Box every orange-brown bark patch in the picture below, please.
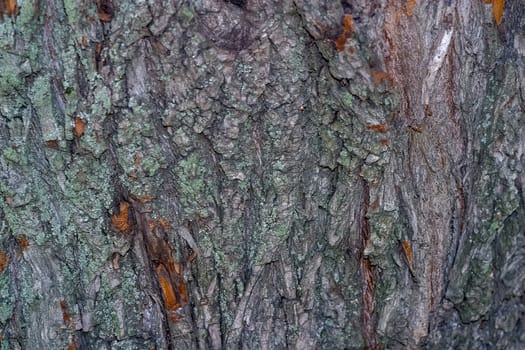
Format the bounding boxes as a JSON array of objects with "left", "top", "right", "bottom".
[
  {"left": 1, "top": 0, "right": 18, "bottom": 17},
  {"left": 73, "top": 117, "right": 86, "bottom": 138},
  {"left": 0, "top": 251, "right": 9, "bottom": 272},
  {"left": 112, "top": 201, "right": 132, "bottom": 233},
  {"left": 371, "top": 69, "right": 393, "bottom": 86},
  {"left": 156, "top": 265, "right": 179, "bottom": 311},
  {"left": 492, "top": 0, "right": 504, "bottom": 25},
  {"left": 97, "top": 0, "right": 113, "bottom": 22},
  {"left": 334, "top": 14, "right": 355, "bottom": 52},
  {"left": 16, "top": 235, "right": 29, "bottom": 252},
  {"left": 45, "top": 140, "right": 60, "bottom": 149},
  {"left": 401, "top": 240, "right": 414, "bottom": 270},
  {"left": 367, "top": 123, "right": 389, "bottom": 133},
  {"left": 404, "top": 0, "right": 417, "bottom": 16}
]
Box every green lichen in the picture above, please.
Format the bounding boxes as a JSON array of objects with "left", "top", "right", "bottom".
[
  {"left": 0, "top": 274, "right": 14, "bottom": 323},
  {"left": 177, "top": 4, "right": 195, "bottom": 28},
  {"left": 176, "top": 153, "right": 210, "bottom": 216},
  {"left": 366, "top": 213, "right": 396, "bottom": 262},
  {"left": 14, "top": 0, "right": 38, "bottom": 27},
  {"left": 339, "top": 91, "right": 354, "bottom": 108},
  {"left": 93, "top": 84, "right": 112, "bottom": 115},
  {"left": 2, "top": 147, "right": 20, "bottom": 164},
  {"left": 111, "top": 339, "right": 156, "bottom": 350},
  {"left": 0, "top": 23, "right": 15, "bottom": 51},
  {"left": 63, "top": 0, "right": 81, "bottom": 28},
  {"left": 30, "top": 75, "right": 62, "bottom": 141},
  {"left": 0, "top": 54, "right": 24, "bottom": 94}
]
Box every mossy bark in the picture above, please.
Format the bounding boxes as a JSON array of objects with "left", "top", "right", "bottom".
[{"left": 0, "top": 0, "right": 524, "bottom": 349}]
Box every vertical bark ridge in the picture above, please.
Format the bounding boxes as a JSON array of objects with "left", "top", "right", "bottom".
[{"left": 359, "top": 180, "right": 378, "bottom": 349}]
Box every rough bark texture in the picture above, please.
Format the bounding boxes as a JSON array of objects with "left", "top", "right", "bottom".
[{"left": 0, "top": 0, "right": 524, "bottom": 349}]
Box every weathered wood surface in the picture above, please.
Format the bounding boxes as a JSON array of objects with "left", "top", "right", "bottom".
[{"left": 0, "top": 1, "right": 523, "bottom": 349}]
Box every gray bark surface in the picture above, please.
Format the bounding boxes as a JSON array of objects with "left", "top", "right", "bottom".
[{"left": 0, "top": 0, "right": 524, "bottom": 349}]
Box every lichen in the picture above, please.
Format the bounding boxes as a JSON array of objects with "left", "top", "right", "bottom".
[{"left": 0, "top": 274, "right": 14, "bottom": 323}]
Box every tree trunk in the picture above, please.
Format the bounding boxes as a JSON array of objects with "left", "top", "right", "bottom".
[{"left": 0, "top": 0, "right": 524, "bottom": 349}]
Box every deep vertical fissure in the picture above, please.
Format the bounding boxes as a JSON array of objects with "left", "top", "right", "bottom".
[{"left": 359, "top": 180, "right": 378, "bottom": 349}]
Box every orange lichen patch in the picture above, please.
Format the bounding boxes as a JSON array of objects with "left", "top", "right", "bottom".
[
  {"left": 97, "top": 0, "right": 114, "bottom": 22},
  {"left": 404, "top": 0, "right": 417, "bottom": 16},
  {"left": 380, "top": 139, "right": 390, "bottom": 146},
  {"left": 73, "top": 117, "right": 86, "bottom": 138},
  {"left": 492, "top": 0, "right": 504, "bottom": 25},
  {"left": 45, "top": 140, "right": 60, "bottom": 149},
  {"left": 0, "top": 251, "right": 9, "bottom": 272},
  {"left": 112, "top": 201, "right": 132, "bottom": 234},
  {"left": 371, "top": 69, "right": 393, "bottom": 86},
  {"left": 401, "top": 240, "right": 414, "bottom": 270},
  {"left": 60, "top": 300, "right": 71, "bottom": 323},
  {"left": 367, "top": 123, "right": 388, "bottom": 133}
]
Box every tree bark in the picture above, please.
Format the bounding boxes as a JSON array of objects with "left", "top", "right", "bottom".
[{"left": 0, "top": 0, "right": 524, "bottom": 349}]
